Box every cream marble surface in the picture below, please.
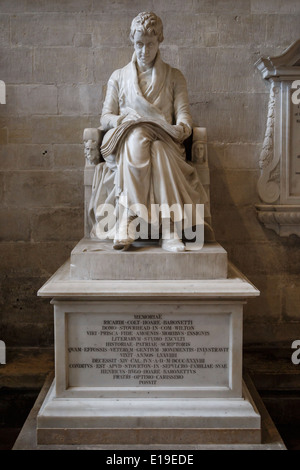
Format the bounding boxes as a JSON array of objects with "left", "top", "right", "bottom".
[
  {"left": 70, "top": 238, "right": 228, "bottom": 280},
  {"left": 38, "top": 260, "right": 259, "bottom": 299},
  {"left": 53, "top": 300, "right": 243, "bottom": 399},
  {"left": 37, "top": 378, "right": 261, "bottom": 445}
]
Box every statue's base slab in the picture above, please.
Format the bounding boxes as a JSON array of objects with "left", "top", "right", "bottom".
[
  {"left": 37, "top": 378, "right": 260, "bottom": 445},
  {"left": 70, "top": 238, "right": 228, "bottom": 280},
  {"left": 13, "top": 372, "right": 287, "bottom": 449}
]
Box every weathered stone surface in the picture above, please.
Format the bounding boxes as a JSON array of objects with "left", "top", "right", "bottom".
[
  {"left": 58, "top": 84, "right": 101, "bottom": 116},
  {"left": 224, "top": 242, "right": 286, "bottom": 276},
  {"left": 31, "top": 116, "right": 92, "bottom": 144},
  {"left": 31, "top": 207, "right": 84, "bottom": 242},
  {"left": 218, "top": 14, "right": 266, "bottom": 47},
  {"left": 9, "top": 116, "right": 92, "bottom": 144},
  {"left": 0, "top": 144, "right": 53, "bottom": 170},
  {"left": 282, "top": 277, "right": 300, "bottom": 322},
  {"left": 74, "top": 33, "right": 92, "bottom": 48},
  {"left": 52, "top": 144, "right": 84, "bottom": 169},
  {"left": 0, "top": 127, "right": 8, "bottom": 145},
  {"left": 90, "top": 14, "right": 133, "bottom": 47},
  {"left": 1, "top": 321, "right": 54, "bottom": 347},
  {"left": 0, "top": 241, "right": 77, "bottom": 277},
  {"left": 3, "top": 85, "right": 58, "bottom": 116},
  {"left": 181, "top": 48, "right": 267, "bottom": 93},
  {"left": 214, "top": 0, "right": 251, "bottom": 14},
  {"left": 243, "top": 322, "right": 300, "bottom": 349},
  {"left": 210, "top": 169, "right": 260, "bottom": 207},
  {"left": 157, "top": 0, "right": 215, "bottom": 14},
  {"left": 34, "top": 47, "right": 93, "bottom": 84},
  {"left": 212, "top": 205, "right": 275, "bottom": 243},
  {"left": 0, "top": 47, "right": 33, "bottom": 84},
  {"left": 0, "top": 208, "right": 31, "bottom": 241},
  {"left": 0, "top": 173, "right": 5, "bottom": 204},
  {"left": 159, "top": 45, "right": 180, "bottom": 69},
  {"left": 11, "top": 14, "right": 76, "bottom": 46},
  {"left": 203, "top": 32, "right": 219, "bottom": 47},
  {"left": 0, "top": 14, "right": 10, "bottom": 47},
  {"left": 3, "top": 170, "right": 83, "bottom": 207},
  {"left": 282, "top": 242, "right": 300, "bottom": 275},
  {"left": 243, "top": 274, "right": 283, "bottom": 321},
  {"left": 93, "top": 47, "right": 133, "bottom": 82},
  {"left": 0, "top": 348, "right": 53, "bottom": 389},
  {"left": 92, "top": 0, "right": 154, "bottom": 13},
  {"left": 0, "top": 0, "right": 93, "bottom": 13},
  {"left": 208, "top": 143, "right": 261, "bottom": 170},
  {"left": 163, "top": 14, "right": 217, "bottom": 47},
  {"left": 190, "top": 92, "right": 268, "bottom": 142},
  {"left": 251, "top": 0, "right": 300, "bottom": 14},
  {"left": 0, "top": 276, "right": 52, "bottom": 325},
  {"left": 265, "top": 14, "right": 300, "bottom": 47}
]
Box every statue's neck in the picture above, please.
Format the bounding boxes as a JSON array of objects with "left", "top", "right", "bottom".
[{"left": 136, "top": 59, "right": 155, "bottom": 73}]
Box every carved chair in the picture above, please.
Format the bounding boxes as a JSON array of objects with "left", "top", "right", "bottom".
[{"left": 83, "top": 127, "right": 212, "bottom": 239}]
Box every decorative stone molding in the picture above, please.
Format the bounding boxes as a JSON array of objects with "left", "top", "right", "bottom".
[
  {"left": 255, "top": 40, "right": 300, "bottom": 237},
  {"left": 256, "top": 204, "right": 300, "bottom": 237}
]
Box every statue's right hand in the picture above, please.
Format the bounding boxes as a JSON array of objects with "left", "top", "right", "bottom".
[
  {"left": 122, "top": 112, "right": 141, "bottom": 123},
  {"left": 119, "top": 107, "right": 141, "bottom": 124}
]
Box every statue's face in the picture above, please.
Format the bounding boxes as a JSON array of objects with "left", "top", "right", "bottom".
[{"left": 133, "top": 31, "right": 159, "bottom": 68}]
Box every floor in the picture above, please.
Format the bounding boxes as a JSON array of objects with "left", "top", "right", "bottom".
[{"left": 2, "top": 424, "right": 299, "bottom": 451}]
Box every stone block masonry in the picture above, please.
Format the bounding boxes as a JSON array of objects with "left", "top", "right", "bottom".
[{"left": 0, "top": 0, "right": 300, "bottom": 349}]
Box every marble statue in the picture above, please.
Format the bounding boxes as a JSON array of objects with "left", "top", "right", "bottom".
[{"left": 89, "top": 12, "right": 213, "bottom": 251}]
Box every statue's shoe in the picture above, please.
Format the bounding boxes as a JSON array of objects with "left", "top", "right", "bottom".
[
  {"left": 161, "top": 237, "right": 185, "bottom": 253},
  {"left": 113, "top": 238, "right": 133, "bottom": 251},
  {"left": 113, "top": 213, "right": 136, "bottom": 250}
]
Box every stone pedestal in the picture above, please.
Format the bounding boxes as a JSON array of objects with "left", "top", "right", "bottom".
[
  {"left": 70, "top": 239, "right": 228, "bottom": 280},
  {"left": 36, "top": 255, "right": 261, "bottom": 445}
]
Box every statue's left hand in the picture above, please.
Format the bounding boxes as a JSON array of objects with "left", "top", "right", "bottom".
[{"left": 173, "top": 122, "right": 190, "bottom": 142}]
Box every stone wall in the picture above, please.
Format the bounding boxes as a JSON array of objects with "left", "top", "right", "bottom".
[{"left": 0, "top": 0, "right": 300, "bottom": 350}]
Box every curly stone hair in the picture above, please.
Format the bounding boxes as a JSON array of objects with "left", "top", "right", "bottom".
[{"left": 130, "top": 12, "right": 164, "bottom": 43}]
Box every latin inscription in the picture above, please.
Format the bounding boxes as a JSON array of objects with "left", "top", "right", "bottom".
[{"left": 67, "top": 313, "right": 230, "bottom": 388}]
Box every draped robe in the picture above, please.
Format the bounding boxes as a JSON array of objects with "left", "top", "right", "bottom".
[{"left": 89, "top": 52, "right": 211, "bottom": 240}]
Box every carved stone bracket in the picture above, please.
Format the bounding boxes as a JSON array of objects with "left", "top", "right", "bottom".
[
  {"left": 257, "top": 81, "right": 281, "bottom": 204},
  {"left": 256, "top": 204, "right": 300, "bottom": 237}
]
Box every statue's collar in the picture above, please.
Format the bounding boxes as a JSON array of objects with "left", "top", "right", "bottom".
[{"left": 131, "top": 51, "right": 167, "bottom": 104}]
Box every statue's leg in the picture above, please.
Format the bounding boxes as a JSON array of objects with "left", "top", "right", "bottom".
[
  {"left": 150, "top": 140, "right": 186, "bottom": 252},
  {"left": 113, "top": 126, "right": 154, "bottom": 250},
  {"left": 122, "top": 126, "right": 153, "bottom": 207}
]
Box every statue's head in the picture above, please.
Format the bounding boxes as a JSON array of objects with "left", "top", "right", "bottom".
[
  {"left": 130, "top": 12, "right": 164, "bottom": 69},
  {"left": 84, "top": 138, "right": 99, "bottom": 165},
  {"left": 130, "top": 12, "right": 164, "bottom": 44}
]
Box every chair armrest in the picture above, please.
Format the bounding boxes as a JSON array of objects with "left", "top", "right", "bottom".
[
  {"left": 192, "top": 127, "right": 208, "bottom": 167},
  {"left": 83, "top": 127, "right": 105, "bottom": 166}
]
